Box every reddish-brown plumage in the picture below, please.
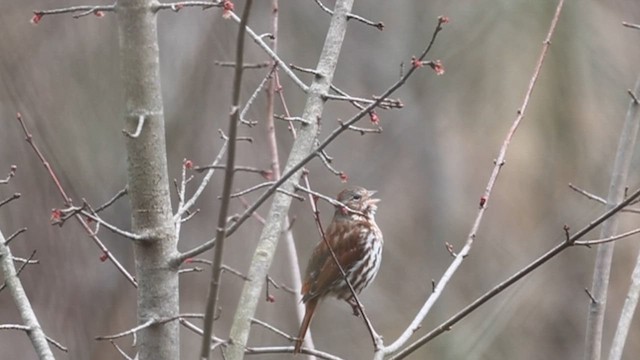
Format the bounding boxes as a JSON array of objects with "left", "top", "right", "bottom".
[{"left": 294, "top": 187, "right": 383, "bottom": 354}]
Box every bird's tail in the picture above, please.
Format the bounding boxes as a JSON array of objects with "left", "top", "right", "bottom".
[{"left": 293, "top": 298, "right": 318, "bottom": 354}]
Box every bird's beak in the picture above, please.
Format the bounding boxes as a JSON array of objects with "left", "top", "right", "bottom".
[{"left": 367, "top": 190, "right": 380, "bottom": 203}]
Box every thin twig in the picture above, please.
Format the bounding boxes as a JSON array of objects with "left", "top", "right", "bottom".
[
  {"left": 251, "top": 318, "right": 294, "bottom": 340},
  {"left": 245, "top": 346, "right": 344, "bottom": 360},
  {"left": 575, "top": 227, "right": 640, "bottom": 246},
  {"left": 174, "top": 134, "right": 229, "bottom": 221},
  {"left": 323, "top": 93, "right": 402, "bottom": 109},
  {"left": 0, "top": 251, "right": 37, "bottom": 293},
  {"left": 295, "top": 185, "right": 364, "bottom": 217},
  {"left": 32, "top": 4, "right": 116, "bottom": 22},
  {"left": 179, "top": 318, "right": 228, "bottom": 348},
  {"left": 240, "top": 65, "right": 277, "bottom": 126},
  {"left": 96, "top": 314, "right": 204, "bottom": 340},
  {"left": 109, "top": 340, "right": 134, "bottom": 360},
  {"left": 0, "top": 231, "right": 62, "bottom": 357},
  {"left": 194, "top": 165, "right": 269, "bottom": 175},
  {"left": 93, "top": 187, "right": 128, "bottom": 213},
  {"left": 568, "top": 183, "right": 640, "bottom": 214},
  {"left": 228, "top": 12, "right": 308, "bottom": 92},
  {"left": 312, "top": 0, "right": 384, "bottom": 30},
  {"left": 215, "top": 60, "right": 270, "bottom": 69},
  {"left": 81, "top": 208, "right": 143, "bottom": 240},
  {"left": 274, "top": 115, "right": 311, "bottom": 125},
  {"left": 11, "top": 257, "right": 39, "bottom": 265}
]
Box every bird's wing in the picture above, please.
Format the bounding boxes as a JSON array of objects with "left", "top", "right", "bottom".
[{"left": 301, "top": 220, "right": 367, "bottom": 302}]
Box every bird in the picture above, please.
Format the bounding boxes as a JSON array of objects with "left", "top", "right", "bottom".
[{"left": 293, "top": 186, "right": 383, "bottom": 354}]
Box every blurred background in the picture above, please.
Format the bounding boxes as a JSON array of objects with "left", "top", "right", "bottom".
[{"left": 2, "top": 0, "right": 640, "bottom": 359}]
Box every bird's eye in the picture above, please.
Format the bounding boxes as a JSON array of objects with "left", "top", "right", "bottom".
[{"left": 352, "top": 194, "right": 362, "bottom": 200}]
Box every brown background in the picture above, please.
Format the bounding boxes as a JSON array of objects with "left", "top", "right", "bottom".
[{"left": 2, "top": 1, "right": 640, "bottom": 359}]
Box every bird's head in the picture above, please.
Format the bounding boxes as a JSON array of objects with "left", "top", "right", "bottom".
[{"left": 335, "top": 187, "right": 380, "bottom": 219}]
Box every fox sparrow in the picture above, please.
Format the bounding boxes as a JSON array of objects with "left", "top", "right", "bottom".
[{"left": 293, "top": 187, "right": 383, "bottom": 354}]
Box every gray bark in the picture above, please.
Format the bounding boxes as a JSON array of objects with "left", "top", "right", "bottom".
[{"left": 116, "top": 1, "right": 179, "bottom": 359}]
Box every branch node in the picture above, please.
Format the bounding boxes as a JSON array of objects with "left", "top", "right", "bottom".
[
  {"left": 584, "top": 288, "right": 597, "bottom": 304},
  {"left": 628, "top": 89, "right": 640, "bottom": 104}
]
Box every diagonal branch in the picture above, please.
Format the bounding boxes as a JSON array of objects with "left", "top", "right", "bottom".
[
  {"left": 0, "top": 230, "right": 57, "bottom": 359},
  {"left": 381, "top": 2, "right": 564, "bottom": 356},
  {"left": 390, "top": 186, "right": 640, "bottom": 360}
]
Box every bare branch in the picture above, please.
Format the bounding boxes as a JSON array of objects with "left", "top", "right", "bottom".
[
  {"left": 81, "top": 207, "right": 144, "bottom": 240},
  {"left": 568, "top": 183, "right": 640, "bottom": 214},
  {"left": 11, "top": 256, "right": 39, "bottom": 265},
  {"left": 109, "top": 340, "right": 135, "bottom": 360},
  {"left": 240, "top": 66, "right": 277, "bottom": 126},
  {"left": 313, "top": 0, "right": 384, "bottom": 30},
  {"left": 227, "top": 12, "right": 308, "bottom": 92},
  {"left": 199, "top": 2, "right": 254, "bottom": 359},
  {"left": 4, "top": 228, "right": 27, "bottom": 245},
  {"left": 175, "top": 136, "right": 229, "bottom": 221},
  {"left": 0, "top": 250, "right": 36, "bottom": 293},
  {"left": 153, "top": 0, "right": 222, "bottom": 12},
  {"left": 569, "top": 183, "right": 607, "bottom": 203},
  {"left": 337, "top": 119, "right": 382, "bottom": 135},
  {"left": 294, "top": 185, "right": 365, "bottom": 217},
  {"left": 628, "top": 89, "right": 640, "bottom": 104},
  {"left": 229, "top": 183, "right": 304, "bottom": 201},
  {"left": 96, "top": 314, "right": 204, "bottom": 340},
  {"left": 251, "top": 318, "right": 295, "bottom": 340},
  {"left": 94, "top": 186, "right": 128, "bottom": 213},
  {"left": 245, "top": 346, "right": 343, "bottom": 360},
  {"left": 274, "top": 115, "right": 311, "bottom": 125},
  {"left": 32, "top": 3, "right": 115, "bottom": 22},
  {"left": 0, "top": 231, "right": 58, "bottom": 359},
  {"left": 194, "top": 165, "right": 271, "bottom": 178},
  {"left": 0, "top": 193, "right": 20, "bottom": 208},
  {"left": 575, "top": 227, "right": 640, "bottom": 246},
  {"left": 228, "top": 182, "right": 275, "bottom": 198},
  {"left": 323, "top": 93, "right": 402, "bottom": 109},
  {"left": 622, "top": 21, "right": 640, "bottom": 30},
  {"left": 215, "top": 60, "right": 270, "bottom": 69},
  {"left": 381, "top": 5, "right": 562, "bottom": 357},
  {"left": 179, "top": 319, "right": 227, "bottom": 349}
]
